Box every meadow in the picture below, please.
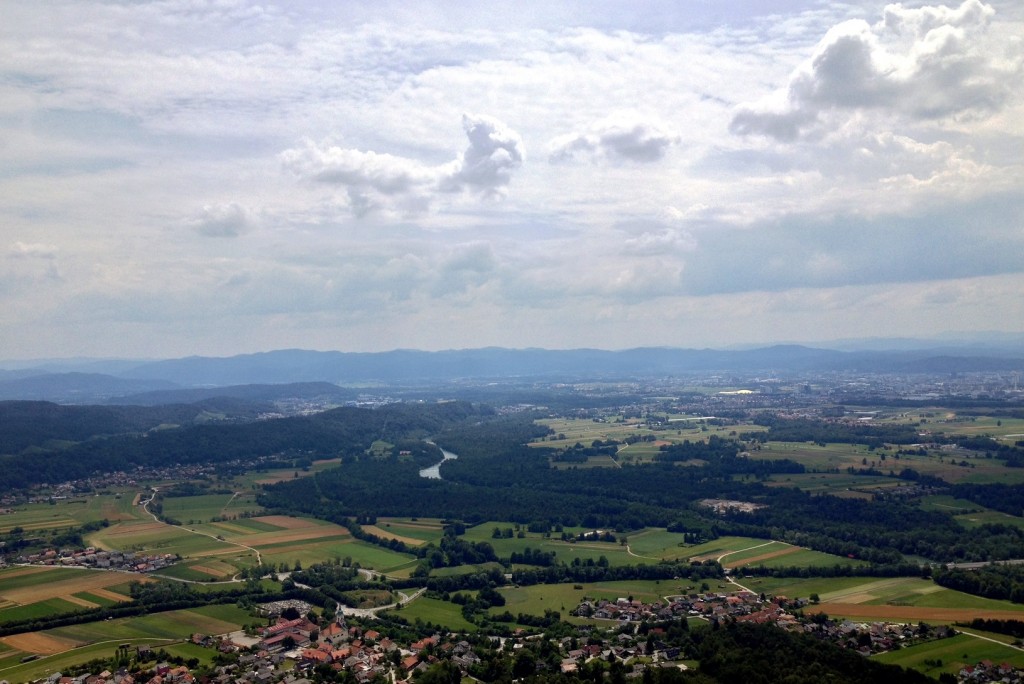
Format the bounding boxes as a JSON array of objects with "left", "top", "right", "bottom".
[
  {"left": 386, "top": 596, "right": 477, "bottom": 632},
  {"left": 873, "top": 632, "right": 1024, "bottom": 677}
]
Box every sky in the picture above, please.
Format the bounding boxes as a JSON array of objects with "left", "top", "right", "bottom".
[{"left": 2, "top": 0, "right": 1023, "bottom": 359}]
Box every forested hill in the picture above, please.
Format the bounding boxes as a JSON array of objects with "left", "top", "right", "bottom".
[
  {"left": 0, "top": 399, "right": 277, "bottom": 454},
  {"left": 0, "top": 400, "right": 488, "bottom": 493}
]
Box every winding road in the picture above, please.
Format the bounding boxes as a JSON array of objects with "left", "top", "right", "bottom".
[{"left": 141, "top": 487, "right": 263, "bottom": 571}]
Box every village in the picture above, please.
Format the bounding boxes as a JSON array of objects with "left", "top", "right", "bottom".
[
  {"left": 14, "top": 548, "right": 177, "bottom": 574},
  {"left": 27, "top": 587, "right": 1024, "bottom": 684}
]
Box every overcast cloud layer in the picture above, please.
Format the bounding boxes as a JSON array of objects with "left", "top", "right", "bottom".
[{"left": 1, "top": 0, "right": 1022, "bottom": 359}]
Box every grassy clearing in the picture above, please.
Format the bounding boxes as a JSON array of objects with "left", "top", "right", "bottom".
[
  {"left": 624, "top": 529, "right": 690, "bottom": 560},
  {"left": 385, "top": 597, "right": 477, "bottom": 632}
]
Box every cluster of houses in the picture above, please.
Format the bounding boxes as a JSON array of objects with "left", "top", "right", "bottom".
[
  {"left": 571, "top": 591, "right": 957, "bottom": 658},
  {"left": 959, "top": 660, "right": 1024, "bottom": 683},
  {"left": 17, "top": 547, "right": 177, "bottom": 573}
]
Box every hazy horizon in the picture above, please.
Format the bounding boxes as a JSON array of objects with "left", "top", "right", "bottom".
[{"left": 3, "top": 0, "right": 1023, "bottom": 359}]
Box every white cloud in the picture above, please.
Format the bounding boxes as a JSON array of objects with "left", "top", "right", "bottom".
[
  {"left": 281, "top": 114, "right": 524, "bottom": 217},
  {"left": 730, "top": 0, "right": 1022, "bottom": 140},
  {"left": 549, "top": 114, "right": 680, "bottom": 163},
  {"left": 187, "top": 202, "right": 256, "bottom": 237}
]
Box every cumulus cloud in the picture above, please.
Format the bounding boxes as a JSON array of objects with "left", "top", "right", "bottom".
[
  {"left": 281, "top": 114, "right": 524, "bottom": 216},
  {"left": 187, "top": 202, "right": 256, "bottom": 237},
  {"left": 549, "top": 115, "right": 680, "bottom": 163},
  {"left": 730, "top": 0, "right": 1020, "bottom": 140}
]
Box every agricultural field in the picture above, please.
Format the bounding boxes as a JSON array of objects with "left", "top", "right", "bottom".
[
  {"left": 81, "top": 510, "right": 419, "bottom": 579},
  {"left": 385, "top": 596, "right": 477, "bottom": 632},
  {"left": 0, "top": 566, "right": 142, "bottom": 623},
  {"left": 873, "top": 632, "right": 1024, "bottom": 677},
  {"left": 0, "top": 604, "right": 253, "bottom": 682},
  {"left": 918, "top": 494, "right": 1024, "bottom": 530},
  {"left": 903, "top": 414, "right": 1024, "bottom": 441},
  {"left": 0, "top": 491, "right": 142, "bottom": 534},
  {"left": 530, "top": 416, "right": 752, "bottom": 465},
  {"left": 746, "top": 575, "right": 1024, "bottom": 623},
  {"left": 751, "top": 440, "right": 1024, "bottom": 485},
  {"left": 161, "top": 492, "right": 262, "bottom": 524},
  {"left": 461, "top": 522, "right": 635, "bottom": 567},
  {"left": 364, "top": 517, "right": 445, "bottom": 547},
  {"left": 240, "top": 458, "right": 343, "bottom": 487}
]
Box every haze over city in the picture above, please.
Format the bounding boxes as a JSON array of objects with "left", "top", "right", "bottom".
[{"left": 3, "top": 0, "right": 1023, "bottom": 360}]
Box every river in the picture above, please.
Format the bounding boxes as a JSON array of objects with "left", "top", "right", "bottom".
[{"left": 418, "top": 446, "right": 458, "bottom": 479}]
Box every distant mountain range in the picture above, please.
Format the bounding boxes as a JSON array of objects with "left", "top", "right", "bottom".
[{"left": 1, "top": 342, "right": 1023, "bottom": 403}]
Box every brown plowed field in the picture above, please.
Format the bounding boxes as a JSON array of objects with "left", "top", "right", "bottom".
[
  {"left": 1, "top": 632, "right": 82, "bottom": 655},
  {"left": 810, "top": 603, "right": 1024, "bottom": 622}
]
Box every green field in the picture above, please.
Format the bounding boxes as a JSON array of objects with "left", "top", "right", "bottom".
[
  {"left": 0, "top": 597, "right": 83, "bottom": 623},
  {"left": 161, "top": 493, "right": 261, "bottom": 524},
  {"left": 624, "top": 528, "right": 691, "bottom": 560},
  {"left": 374, "top": 518, "right": 446, "bottom": 544},
  {"left": 683, "top": 536, "right": 779, "bottom": 561},
  {"left": 0, "top": 566, "right": 143, "bottom": 625},
  {"left": 386, "top": 597, "right": 477, "bottom": 632},
  {"left": 747, "top": 575, "right": 1024, "bottom": 616},
  {"left": 0, "top": 491, "right": 142, "bottom": 534},
  {"left": 874, "top": 632, "right": 1024, "bottom": 676},
  {"left": 462, "top": 522, "right": 636, "bottom": 567}
]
